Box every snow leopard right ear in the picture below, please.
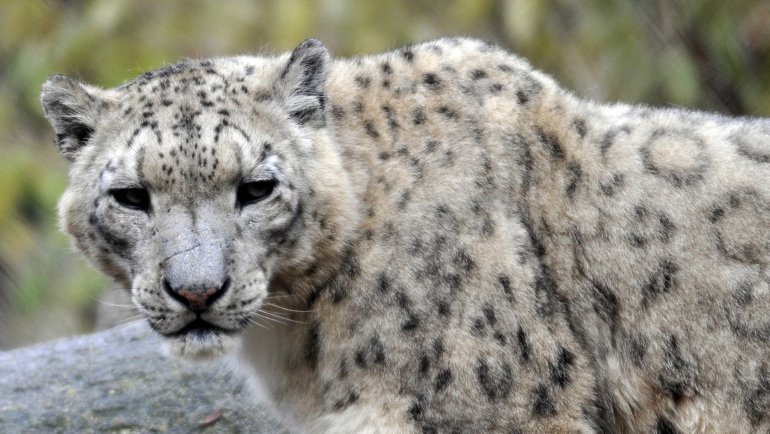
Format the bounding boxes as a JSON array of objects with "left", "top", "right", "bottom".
[
  {"left": 40, "top": 75, "right": 105, "bottom": 161},
  {"left": 279, "top": 39, "right": 330, "bottom": 127}
]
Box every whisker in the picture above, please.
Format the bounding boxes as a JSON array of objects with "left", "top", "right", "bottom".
[
  {"left": 246, "top": 317, "right": 272, "bottom": 330},
  {"left": 244, "top": 317, "right": 270, "bottom": 330},
  {"left": 93, "top": 297, "right": 137, "bottom": 309},
  {"left": 255, "top": 312, "right": 290, "bottom": 326},
  {"left": 104, "top": 307, "right": 141, "bottom": 315},
  {"left": 110, "top": 317, "right": 148, "bottom": 331},
  {"left": 259, "top": 310, "right": 308, "bottom": 325},
  {"left": 262, "top": 302, "right": 316, "bottom": 314},
  {"left": 264, "top": 293, "right": 303, "bottom": 300},
  {"left": 114, "top": 314, "right": 146, "bottom": 325},
  {"left": 100, "top": 308, "right": 141, "bottom": 315}
]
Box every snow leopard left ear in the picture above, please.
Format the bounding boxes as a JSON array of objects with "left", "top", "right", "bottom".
[
  {"left": 279, "top": 38, "right": 330, "bottom": 127},
  {"left": 40, "top": 75, "right": 106, "bottom": 162}
]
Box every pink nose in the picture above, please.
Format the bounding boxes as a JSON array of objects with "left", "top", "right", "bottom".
[
  {"left": 163, "top": 278, "right": 230, "bottom": 311},
  {"left": 177, "top": 287, "right": 219, "bottom": 309}
]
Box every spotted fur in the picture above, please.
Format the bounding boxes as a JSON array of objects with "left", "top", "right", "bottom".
[{"left": 41, "top": 38, "right": 770, "bottom": 433}]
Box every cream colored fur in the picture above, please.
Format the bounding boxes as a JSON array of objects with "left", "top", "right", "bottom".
[{"left": 41, "top": 38, "right": 770, "bottom": 433}]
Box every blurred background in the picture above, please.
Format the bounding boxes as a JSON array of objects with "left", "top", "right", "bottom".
[{"left": 1, "top": 0, "right": 769, "bottom": 349}]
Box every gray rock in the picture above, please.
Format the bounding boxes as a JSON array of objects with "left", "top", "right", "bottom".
[{"left": 0, "top": 323, "right": 289, "bottom": 433}]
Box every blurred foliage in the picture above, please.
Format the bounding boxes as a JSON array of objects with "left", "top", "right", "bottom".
[{"left": 1, "top": 0, "right": 769, "bottom": 349}]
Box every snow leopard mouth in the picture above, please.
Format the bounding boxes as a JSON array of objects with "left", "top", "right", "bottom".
[
  {"left": 159, "top": 319, "right": 243, "bottom": 360},
  {"left": 166, "top": 317, "right": 238, "bottom": 338}
]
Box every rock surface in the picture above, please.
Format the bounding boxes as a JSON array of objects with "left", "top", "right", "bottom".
[{"left": 0, "top": 323, "right": 289, "bottom": 433}]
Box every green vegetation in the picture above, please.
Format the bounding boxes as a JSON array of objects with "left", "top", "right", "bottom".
[{"left": 1, "top": 0, "right": 768, "bottom": 348}]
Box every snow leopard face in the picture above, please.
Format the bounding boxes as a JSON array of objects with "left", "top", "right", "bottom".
[{"left": 41, "top": 40, "right": 349, "bottom": 358}]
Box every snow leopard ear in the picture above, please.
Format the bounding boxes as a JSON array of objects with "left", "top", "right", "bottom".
[
  {"left": 40, "top": 75, "right": 104, "bottom": 162},
  {"left": 279, "top": 38, "right": 330, "bottom": 127}
]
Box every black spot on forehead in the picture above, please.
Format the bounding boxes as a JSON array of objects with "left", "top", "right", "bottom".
[
  {"left": 129, "top": 60, "right": 195, "bottom": 84},
  {"left": 355, "top": 75, "right": 371, "bottom": 88},
  {"left": 470, "top": 69, "right": 487, "bottom": 80},
  {"left": 423, "top": 73, "right": 442, "bottom": 89},
  {"left": 173, "top": 106, "right": 202, "bottom": 138},
  {"left": 401, "top": 47, "right": 415, "bottom": 62}
]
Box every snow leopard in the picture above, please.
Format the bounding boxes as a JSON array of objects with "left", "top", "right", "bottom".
[{"left": 41, "top": 38, "right": 770, "bottom": 433}]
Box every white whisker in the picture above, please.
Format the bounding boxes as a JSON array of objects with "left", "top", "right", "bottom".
[
  {"left": 93, "top": 297, "right": 137, "bottom": 310},
  {"left": 114, "top": 314, "right": 146, "bottom": 325},
  {"left": 110, "top": 317, "right": 148, "bottom": 331},
  {"left": 255, "top": 312, "right": 290, "bottom": 326},
  {"left": 262, "top": 302, "right": 315, "bottom": 314},
  {"left": 255, "top": 313, "right": 286, "bottom": 325},
  {"left": 264, "top": 293, "right": 303, "bottom": 300},
  {"left": 245, "top": 317, "right": 270, "bottom": 330},
  {"left": 259, "top": 309, "right": 307, "bottom": 324}
]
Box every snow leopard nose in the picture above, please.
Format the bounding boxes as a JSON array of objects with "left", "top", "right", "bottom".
[{"left": 163, "top": 277, "right": 230, "bottom": 312}]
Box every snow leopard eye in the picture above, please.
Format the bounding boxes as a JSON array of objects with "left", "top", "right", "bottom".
[
  {"left": 110, "top": 188, "right": 151, "bottom": 212},
  {"left": 237, "top": 180, "right": 276, "bottom": 207}
]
